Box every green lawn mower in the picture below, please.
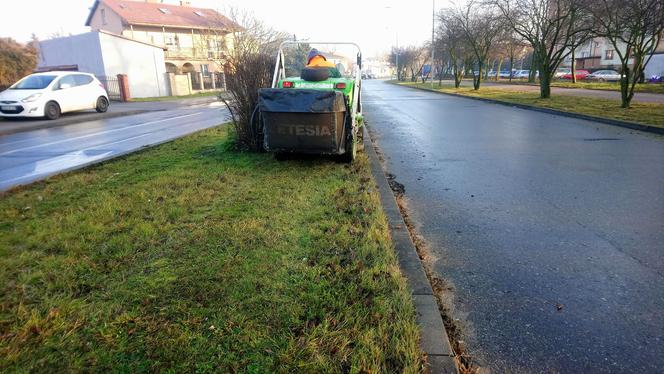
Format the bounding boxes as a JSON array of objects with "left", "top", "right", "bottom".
[{"left": 258, "top": 42, "right": 363, "bottom": 162}]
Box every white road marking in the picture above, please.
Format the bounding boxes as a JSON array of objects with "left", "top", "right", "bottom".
[{"left": 0, "top": 112, "right": 203, "bottom": 156}]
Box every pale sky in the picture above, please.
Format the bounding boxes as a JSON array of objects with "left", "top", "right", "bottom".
[{"left": 0, "top": 0, "right": 449, "bottom": 57}]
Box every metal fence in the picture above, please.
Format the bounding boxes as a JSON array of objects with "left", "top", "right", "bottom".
[
  {"left": 189, "top": 72, "right": 202, "bottom": 90},
  {"left": 97, "top": 76, "right": 122, "bottom": 101},
  {"left": 214, "top": 72, "right": 226, "bottom": 91},
  {"left": 203, "top": 75, "right": 214, "bottom": 90}
]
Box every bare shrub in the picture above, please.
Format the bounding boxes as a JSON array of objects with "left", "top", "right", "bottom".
[
  {"left": 223, "top": 52, "right": 275, "bottom": 151},
  {"left": 220, "top": 10, "right": 288, "bottom": 151}
]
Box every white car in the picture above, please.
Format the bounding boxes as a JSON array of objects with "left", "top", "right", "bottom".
[
  {"left": 514, "top": 70, "right": 536, "bottom": 79},
  {"left": 0, "top": 72, "right": 109, "bottom": 120},
  {"left": 586, "top": 70, "right": 622, "bottom": 82},
  {"left": 554, "top": 68, "right": 571, "bottom": 78}
]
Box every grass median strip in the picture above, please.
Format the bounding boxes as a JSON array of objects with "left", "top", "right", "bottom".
[
  {"left": 130, "top": 91, "right": 223, "bottom": 102},
  {"left": 0, "top": 126, "right": 422, "bottom": 372},
  {"left": 490, "top": 80, "right": 664, "bottom": 94},
  {"left": 397, "top": 81, "right": 664, "bottom": 129}
]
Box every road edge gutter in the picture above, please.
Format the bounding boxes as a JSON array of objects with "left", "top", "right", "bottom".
[
  {"left": 364, "top": 130, "right": 459, "bottom": 374},
  {"left": 0, "top": 110, "right": 155, "bottom": 136},
  {"left": 393, "top": 82, "right": 664, "bottom": 135},
  {"left": 0, "top": 123, "right": 227, "bottom": 193}
]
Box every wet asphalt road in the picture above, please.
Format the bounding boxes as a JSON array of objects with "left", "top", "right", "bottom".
[
  {"left": 363, "top": 80, "right": 664, "bottom": 373},
  {"left": 0, "top": 102, "right": 229, "bottom": 191}
]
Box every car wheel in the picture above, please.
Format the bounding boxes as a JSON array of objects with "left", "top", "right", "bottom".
[
  {"left": 95, "top": 96, "right": 109, "bottom": 113},
  {"left": 44, "top": 101, "right": 61, "bottom": 120},
  {"left": 598, "top": 78, "right": 606, "bottom": 83}
]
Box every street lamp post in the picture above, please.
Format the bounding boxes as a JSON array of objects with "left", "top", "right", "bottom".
[
  {"left": 385, "top": 6, "right": 400, "bottom": 81},
  {"left": 396, "top": 33, "right": 399, "bottom": 80},
  {"left": 431, "top": 0, "right": 435, "bottom": 89}
]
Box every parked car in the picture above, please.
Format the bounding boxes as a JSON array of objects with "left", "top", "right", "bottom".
[
  {"left": 586, "top": 70, "right": 622, "bottom": 82},
  {"left": 561, "top": 69, "right": 590, "bottom": 80},
  {"left": 513, "top": 70, "right": 528, "bottom": 79},
  {"left": 554, "top": 68, "right": 571, "bottom": 78},
  {"left": 650, "top": 75, "right": 664, "bottom": 83},
  {"left": 513, "top": 70, "right": 539, "bottom": 79},
  {"left": 0, "top": 72, "right": 109, "bottom": 120},
  {"left": 499, "top": 70, "right": 514, "bottom": 78}
]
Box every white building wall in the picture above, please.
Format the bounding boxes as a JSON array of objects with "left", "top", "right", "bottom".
[
  {"left": 88, "top": 5, "right": 124, "bottom": 35},
  {"left": 645, "top": 54, "right": 664, "bottom": 78},
  {"left": 37, "top": 33, "right": 105, "bottom": 76},
  {"left": 38, "top": 32, "right": 168, "bottom": 98},
  {"left": 98, "top": 32, "right": 167, "bottom": 98}
]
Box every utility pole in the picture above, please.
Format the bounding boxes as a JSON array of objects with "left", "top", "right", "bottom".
[
  {"left": 396, "top": 33, "right": 399, "bottom": 80},
  {"left": 431, "top": 0, "right": 435, "bottom": 89}
]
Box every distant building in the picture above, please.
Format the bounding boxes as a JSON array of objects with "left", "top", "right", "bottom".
[
  {"left": 38, "top": 30, "right": 167, "bottom": 98},
  {"left": 561, "top": 37, "right": 664, "bottom": 79},
  {"left": 645, "top": 39, "right": 664, "bottom": 78},
  {"left": 85, "top": 0, "right": 240, "bottom": 76},
  {"left": 561, "top": 38, "right": 632, "bottom": 71}
]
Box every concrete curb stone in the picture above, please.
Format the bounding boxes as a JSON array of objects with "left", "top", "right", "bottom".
[{"left": 364, "top": 129, "right": 458, "bottom": 374}]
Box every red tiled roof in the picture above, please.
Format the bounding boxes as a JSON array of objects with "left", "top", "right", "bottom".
[{"left": 86, "top": 0, "right": 240, "bottom": 31}]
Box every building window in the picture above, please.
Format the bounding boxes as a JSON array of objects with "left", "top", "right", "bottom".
[
  {"left": 201, "top": 64, "right": 209, "bottom": 76},
  {"left": 165, "top": 34, "right": 179, "bottom": 47},
  {"left": 605, "top": 50, "right": 614, "bottom": 60},
  {"left": 158, "top": 8, "right": 171, "bottom": 14},
  {"left": 101, "top": 9, "right": 107, "bottom": 25}
]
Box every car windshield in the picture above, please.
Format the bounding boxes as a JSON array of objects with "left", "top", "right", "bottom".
[{"left": 11, "top": 75, "right": 57, "bottom": 89}]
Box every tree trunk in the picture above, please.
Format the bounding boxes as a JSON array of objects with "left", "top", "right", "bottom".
[
  {"left": 620, "top": 68, "right": 630, "bottom": 108},
  {"left": 453, "top": 60, "right": 462, "bottom": 88},
  {"left": 509, "top": 53, "right": 514, "bottom": 83},
  {"left": 474, "top": 63, "right": 483, "bottom": 90},
  {"left": 528, "top": 52, "right": 537, "bottom": 83},
  {"left": 496, "top": 59, "right": 503, "bottom": 81},
  {"left": 540, "top": 66, "right": 551, "bottom": 99},
  {"left": 571, "top": 49, "right": 577, "bottom": 84},
  {"left": 540, "top": 76, "right": 551, "bottom": 98}
]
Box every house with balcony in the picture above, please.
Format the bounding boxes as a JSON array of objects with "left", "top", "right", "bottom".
[
  {"left": 561, "top": 38, "right": 634, "bottom": 72},
  {"left": 85, "top": 0, "right": 239, "bottom": 88}
]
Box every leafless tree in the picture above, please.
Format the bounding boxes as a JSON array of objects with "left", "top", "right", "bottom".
[
  {"left": 504, "top": 32, "right": 529, "bottom": 82},
  {"left": 492, "top": 0, "right": 594, "bottom": 98},
  {"left": 220, "top": 9, "right": 289, "bottom": 151},
  {"left": 390, "top": 45, "right": 429, "bottom": 82},
  {"left": 0, "top": 38, "right": 37, "bottom": 90},
  {"left": 584, "top": 0, "right": 664, "bottom": 107},
  {"left": 453, "top": 1, "right": 506, "bottom": 90},
  {"left": 438, "top": 10, "right": 472, "bottom": 88},
  {"left": 389, "top": 47, "right": 406, "bottom": 81}
]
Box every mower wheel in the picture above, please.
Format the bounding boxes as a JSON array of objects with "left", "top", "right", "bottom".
[
  {"left": 340, "top": 126, "right": 357, "bottom": 163},
  {"left": 356, "top": 125, "right": 365, "bottom": 152},
  {"left": 301, "top": 67, "right": 330, "bottom": 82}
]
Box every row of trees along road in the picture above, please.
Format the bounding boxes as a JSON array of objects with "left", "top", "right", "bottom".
[
  {"left": 0, "top": 37, "right": 38, "bottom": 91},
  {"left": 428, "top": 0, "right": 664, "bottom": 108},
  {"left": 389, "top": 46, "right": 430, "bottom": 83}
]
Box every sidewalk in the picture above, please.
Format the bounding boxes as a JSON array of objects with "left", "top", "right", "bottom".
[
  {"left": 482, "top": 81, "right": 664, "bottom": 103},
  {"left": 0, "top": 96, "right": 220, "bottom": 136},
  {"left": 435, "top": 79, "right": 664, "bottom": 103}
]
